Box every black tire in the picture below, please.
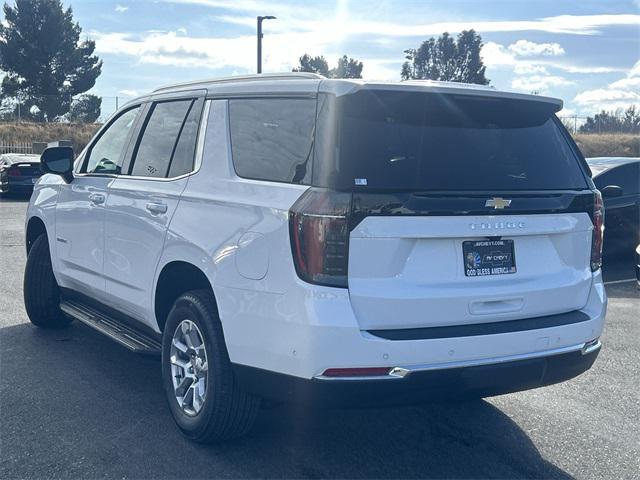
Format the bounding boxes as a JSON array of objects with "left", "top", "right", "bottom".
[
  {"left": 161, "top": 289, "right": 261, "bottom": 443},
  {"left": 23, "top": 234, "right": 71, "bottom": 328}
]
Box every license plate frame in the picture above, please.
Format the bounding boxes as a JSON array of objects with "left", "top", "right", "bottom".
[{"left": 463, "top": 239, "right": 516, "bottom": 277}]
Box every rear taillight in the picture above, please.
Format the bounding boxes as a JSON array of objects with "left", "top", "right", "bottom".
[
  {"left": 590, "top": 190, "right": 604, "bottom": 272},
  {"left": 289, "top": 188, "right": 351, "bottom": 288},
  {"left": 7, "top": 166, "right": 21, "bottom": 176}
]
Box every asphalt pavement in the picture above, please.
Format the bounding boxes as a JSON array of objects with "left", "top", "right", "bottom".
[{"left": 1, "top": 194, "right": 638, "bottom": 479}]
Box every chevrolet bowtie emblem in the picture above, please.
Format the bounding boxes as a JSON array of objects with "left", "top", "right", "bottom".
[{"left": 485, "top": 197, "right": 512, "bottom": 209}]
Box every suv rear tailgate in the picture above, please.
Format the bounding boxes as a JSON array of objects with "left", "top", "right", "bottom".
[{"left": 348, "top": 212, "right": 593, "bottom": 330}]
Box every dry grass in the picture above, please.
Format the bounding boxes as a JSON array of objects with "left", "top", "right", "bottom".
[
  {"left": 573, "top": 133, "right": 639, "bottom": 158},
  {"left": 0, "top": 122, "right": 638, "bottom": 160},
  {"left": 0, "top": 122, "right": 100, "bottom": 152}
]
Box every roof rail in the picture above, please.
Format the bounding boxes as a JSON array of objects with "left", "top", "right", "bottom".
[
  {"left": 153, "top": 72, "right": 325, "bottom": 93},
  {"left": 401, "top": 79, "right": 496, "bottom": 91}
]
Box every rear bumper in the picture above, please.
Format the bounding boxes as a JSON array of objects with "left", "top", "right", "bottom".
[
  {"left": 220, "top": 270, "right": 606, "bottom": 381},
  {"left": 0, "top": 178, "right": 37, "bottom": 193},
  {"left": 233, "top": 341, "right": 601, "bottom": 406}
]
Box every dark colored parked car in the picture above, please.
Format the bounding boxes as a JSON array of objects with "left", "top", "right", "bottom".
[
  {"left": 0, "top": 153, "right": 43, "bottom": 195},
  {"left": 587, "top": 157, "right": 640, "bottom": 259}
]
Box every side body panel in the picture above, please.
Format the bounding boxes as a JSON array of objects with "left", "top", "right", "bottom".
[
  {"left": 53, "top": 175, "right": 113, "bottom": 301},
  {"left": 103, "top": 176, "right": 188, "bottom": 326}
]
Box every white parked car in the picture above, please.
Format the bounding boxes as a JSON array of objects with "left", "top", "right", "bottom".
[{"left": 24, "top": 73, "right": 606, "bottom": 442}]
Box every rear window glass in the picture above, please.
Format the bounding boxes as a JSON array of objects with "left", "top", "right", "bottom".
[
  {"left": 229, "top": 98, "right": 315, "bottom": 184},
  {"left": 314, "top": 91, "right": 588, "bottom": 191},
  {"left": 131, "top": 100, "right": 193, "bottom": 178}
]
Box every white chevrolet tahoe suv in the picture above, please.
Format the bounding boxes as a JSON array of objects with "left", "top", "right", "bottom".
[{"left": 24, "top": 73, "right": 606, "bottom": 442}]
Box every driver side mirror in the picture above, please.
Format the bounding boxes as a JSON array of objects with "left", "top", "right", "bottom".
[
  {"left": 41, "top": 146, "right": 74, "bottom": 183},
  {"left": 601, "top": 185, "right": 623, "bottom": 198}
]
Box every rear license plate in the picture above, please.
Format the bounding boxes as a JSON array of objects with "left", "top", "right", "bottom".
[{"left": 463, "top": 239, "right": 516, "bottom": 277}]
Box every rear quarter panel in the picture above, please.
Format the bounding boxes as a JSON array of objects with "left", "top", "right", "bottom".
[{"left": 155, "top": 100, "right": 308, "bottom": 338}]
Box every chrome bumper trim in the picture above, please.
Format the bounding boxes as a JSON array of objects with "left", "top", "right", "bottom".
[{"left": 315, "top": 340, "right": 601, "bottom": 381}]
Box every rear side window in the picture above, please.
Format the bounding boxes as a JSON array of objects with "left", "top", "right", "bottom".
[
  {"left": 314, "top": 92, "right": 588, "bottom": 191},
  {"left": 229, "top": 98, "right": 315, "bottom": 184},
  {"left": 131, "top": 99, "right": 198, "bottom": 178},
  {"left": 168, "top": 101, "right": 201, "bottom": 178}
]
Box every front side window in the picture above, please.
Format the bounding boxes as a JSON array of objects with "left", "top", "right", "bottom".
[
  {"left": 84, "top": 106, "right": 140, "bottom": 174},
  {"left": 229, "top": 98, "right": 315, "bottom": 184},
  {"left": 130, "top": 100, "right": 196, "bottom": 178}
]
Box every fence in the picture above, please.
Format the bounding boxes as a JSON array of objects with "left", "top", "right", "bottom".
[
  {"left": 0, "top": 96, "right": 125, "bottom": 123},
  {"left": 0, "top": 141, "right": 33, "bottom": 155},
  {"left": 559, "top": 116, "right": 589, "bottom": 135}
]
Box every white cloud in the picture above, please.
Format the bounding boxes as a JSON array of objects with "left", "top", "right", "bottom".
[
  {"left": 118, "top": 89, "right": 139, "bottom": 97},
  {"left": 508, "top": 40, "right": 564, "bottom": 57},
  {"left": 573, "top": 61, "right": 640, "bottom": 111},
  {"left": 609, "top": 76, "right": 640, "bottom": 89},
  {"left": 361, "top": 60, "right": 399, "bottom": 81},
  {"left": 574, "top": 88, "right": 640, "bottom": 104},
  {"left": 115, "top": 4, "right": 128, "bottom": 13},
  {"left": 556, "top": 65, "right": 622, "bottom": 74},
  {"left": 482, "top": 40, "right": 623, "bottom": 85},
  {"left": 91, "top": 29, "right": 335, "bottom": 73},
  {"left": 628, "top": 59, "right": 640, "bottom": 77},
  {"left": 513, "top": 64, "right": 548, "bottom": 75},
  {"left": 167, "top": 4, "right": 640, "bottom": 37},
  {"left": 512, "top": 75, "right": 573, "bottom": 93}
]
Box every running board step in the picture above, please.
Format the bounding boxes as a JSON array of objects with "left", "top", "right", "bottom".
[{"left": 60, "top": 300, "right": 161, "bottom": 355}]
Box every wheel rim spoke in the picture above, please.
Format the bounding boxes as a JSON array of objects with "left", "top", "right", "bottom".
[
  {"left": 172, "top": 338, "right": 188, "bottom": 354},
  {"left": 169, "top": 319, "right": 208, "bottom": 416}
]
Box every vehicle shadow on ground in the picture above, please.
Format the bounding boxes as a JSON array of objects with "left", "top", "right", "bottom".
[
  {"left": 0, "top": 321, "right": 571, "bottom": 479},
  {"left": 0, "top": 192, "right": 31, "bottom": 202},
  {"left": 606, "top": 281, "right": 640, "bottom": 300}
]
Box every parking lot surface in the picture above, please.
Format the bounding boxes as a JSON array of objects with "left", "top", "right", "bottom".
[{"left": 1, "top": 195, "right": 638, "bottom": 479}]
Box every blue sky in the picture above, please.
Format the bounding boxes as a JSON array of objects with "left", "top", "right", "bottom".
[{"left": 8, "top": 0, "right": 640, "bottom": 117}]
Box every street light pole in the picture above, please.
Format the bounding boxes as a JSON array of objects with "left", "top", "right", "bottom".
[{"left": 257, "top": 15, "right": 276, "bottom": 74}]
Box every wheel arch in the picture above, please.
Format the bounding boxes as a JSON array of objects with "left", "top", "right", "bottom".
[
  {"left": 154, "top": 260, "right": 218, "bottom": 333},
  {"left": 25, "top": 216, "right": 47, "bottom": 254}
]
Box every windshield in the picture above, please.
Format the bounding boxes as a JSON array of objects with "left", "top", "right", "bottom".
[{"left": 313, "top": 90, "right": 588, "bottom": 191}]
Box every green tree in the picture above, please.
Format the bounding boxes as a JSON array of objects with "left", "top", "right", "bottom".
[
  {"left": 401, "top": 30, "right": 489, "bottom": 85},
  {"left": 622, "top": 105, "right": 640, "bottom": 133},
  {"left": 330, "top": 55, "right": 363, "bottom": 79},
  {"left": 293, "top": 54, "right": 330, "bottom": 76},
  {"left": 68, "top": 94, "right": 101, "bottom": 122},
  {"left": 579, "top": 106, "right": 640, "bottom": 134},
  {"left": 293, "top": 54, "right": 364, "bottom": 78},
  {"left": 0, "top": 0, "right": 102, "bottom": 121}
]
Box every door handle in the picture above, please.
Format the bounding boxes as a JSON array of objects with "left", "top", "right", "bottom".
[
  {"left": 88, "top": 193, "right": 105, "bottom": 205},
  {"left": 146, "top": 202, "right": 168, "bottom": 214}
]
